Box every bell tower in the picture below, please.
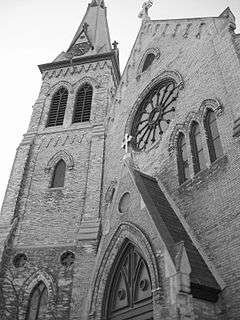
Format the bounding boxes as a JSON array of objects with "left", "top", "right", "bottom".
[{"left": 0, "top": 1, "right": 120, "bottom": 319}]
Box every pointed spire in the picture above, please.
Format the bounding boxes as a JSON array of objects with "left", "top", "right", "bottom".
[{"left": 66, "top": 0, "right": 111, "bottom": 58}]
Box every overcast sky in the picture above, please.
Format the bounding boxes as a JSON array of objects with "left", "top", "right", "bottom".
[{"left": 0, "top": 0, "right": 239, "bottom": 206}]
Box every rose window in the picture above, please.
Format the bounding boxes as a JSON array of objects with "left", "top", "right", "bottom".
[{"left": 131, "top": 79, "right": 180, "bottom": 151}]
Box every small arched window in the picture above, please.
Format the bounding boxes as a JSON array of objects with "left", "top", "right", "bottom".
[
  {"left": 204, "top": 109, "right": 223, "bottom": 163},
  {"left": 47, "top": 87, "right": 68, "bottom": 127},
  {"left": 51, "top": 160, "right": 66, "bottom": 188},
  {"left": 73, "top": 84, "right": 93, "bottom": 123},
  {"left": 26, "top": 282, "right": 48, "bottom": 320},
  {"left": 190, "top": 122, "right": 206, "bottom": 174},
  {"left": 177, "top": 132, "right": 190, "bottom": 184},
  {"left": 142, "top": 53, "right": 155, "bottom": 72}
]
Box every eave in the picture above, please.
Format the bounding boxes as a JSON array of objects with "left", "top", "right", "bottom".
[{"left": 38, "top": 51, "right": 121, "bottom": 84}]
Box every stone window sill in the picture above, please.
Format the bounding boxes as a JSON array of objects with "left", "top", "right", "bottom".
[
  {"left": 178, "top": 154, "right": 228, "bottom": 193},
  {"left": 49, "top": 187, "right": 64, "bottom": 191}
]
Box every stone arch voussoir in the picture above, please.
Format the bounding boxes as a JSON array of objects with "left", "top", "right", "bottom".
[
  {"left": 19, "top": 269, "right": 57, "bottom": 320},
  {"left": 45, "top": 150, "right": 74, "bottom": 173},
  {"left": 88, "top": 222, "right": 162, "bottom": 319},
  {"left": 125, "top": 70, "right": 184, "bottom": 135}
]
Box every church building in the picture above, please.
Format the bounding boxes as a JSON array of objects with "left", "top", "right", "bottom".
[{"left": 1, "top": 0, "right": 240, "bottom": 319}]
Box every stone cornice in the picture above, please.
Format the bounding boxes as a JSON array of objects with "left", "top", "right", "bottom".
[{"left": 38, "top": 51, "right": 121, "bottom": 83}]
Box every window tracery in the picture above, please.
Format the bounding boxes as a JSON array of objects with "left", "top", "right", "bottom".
[
  {"left": 131, "top": 79, "right": 180, "bottom": 151},
  {"left": 105, "top": 242, "right": 153, "bottom": 320},
  {"left": 47, "top": 87, "right": 68, "bottom": 127}
]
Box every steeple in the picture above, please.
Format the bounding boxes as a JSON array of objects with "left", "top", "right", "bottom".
[{"left": 55, "top": 0, "right": 112, "bottom": 61}]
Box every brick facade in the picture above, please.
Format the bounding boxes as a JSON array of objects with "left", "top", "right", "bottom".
[{"left": 1, "top": 2, "right": 240, "bottom": 320}]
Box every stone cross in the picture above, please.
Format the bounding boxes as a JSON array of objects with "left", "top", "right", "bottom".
[
  {"left": 122, "top": 133, "right": 132, "bottom": 154},
  {"left": 138, "top": 0, "right": 153, "bottom": 21}
]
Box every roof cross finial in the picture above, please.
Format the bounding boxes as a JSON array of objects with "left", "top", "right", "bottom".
[{"left": 138, "top": 0, "right": 153, "bottom": 21}]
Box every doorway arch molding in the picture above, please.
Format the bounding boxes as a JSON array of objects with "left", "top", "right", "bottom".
[{"left": 88, "top": 222, "right": 163, "bottom": 320}]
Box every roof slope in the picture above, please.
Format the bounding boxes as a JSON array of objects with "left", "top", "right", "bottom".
[{"left": 131, "top": 169, "right": 221, "bottom": 299}]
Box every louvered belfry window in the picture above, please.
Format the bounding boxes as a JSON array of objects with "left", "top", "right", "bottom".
[
  {"left": 204, "top": 109, "right": 223, "bottom": 163},
  {"left": 73, "top": 84, "right": 93, "bottom": 123},
  {"left": 47, "top": 87, "right": 68, "bottom": 127}
]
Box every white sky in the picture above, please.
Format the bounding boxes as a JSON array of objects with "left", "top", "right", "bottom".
[{"left": 0, "top": 0, "right": 239, "bottom": 206}]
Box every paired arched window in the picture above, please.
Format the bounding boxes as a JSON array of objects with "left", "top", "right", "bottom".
[
  {"left": 190, "top": 121, "right": 206, "bottom": 174},
  {"left": 177, "top": 133, "right": 190, "bottom": 184},
  {"left": 51, "top": 160, "right": 66, "bottom": 188},
  {"left": 142, "top": 53, "right": 155, "bottom": 72},
  {"left": 47, "top": 87, "right": 68, "bottom": 127},
  {"left": 204, "top": 109, "right": 223, "bottom": 163},
  {"left": 73, "top": 84, "right": 93, "bottom": 123},
  {"left": 26, "top": 282, "right": 48, "bottom": 320}
]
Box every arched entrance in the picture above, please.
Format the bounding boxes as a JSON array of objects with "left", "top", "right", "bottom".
[{"left": 104, "top": 241, "right": 153, "bottom": 320}]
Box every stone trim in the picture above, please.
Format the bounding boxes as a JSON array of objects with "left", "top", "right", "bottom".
[
  {"left": 45, "top": 150, "right": 74, "bottom": 173},
  {"left": 169, "top": 98, "right": 224, "bottom": 155},
  {"left": 73, "top": 76, "right": 102, "bottom": 90},
  {"left": 136, "top": 47, "right": 161, "bottom": 80},
  {"left": 45, "top": 81, "right": 74, "bottom": 96},
  {"left": 88, "top": 222, "right": 162, "bottom": 319},
  {"left": 18, "top": 269, "right": 57, "bottom": 320},
  {"left": 125, "top": 70, "right": 184, "bottom": 135}
]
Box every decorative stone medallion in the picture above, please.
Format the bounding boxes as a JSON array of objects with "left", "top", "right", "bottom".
[
  {"left": 13, "top": 253, "right": 28, "bottom": 268},
  {"left": 118, "top": 192, "right": 131, "bottom": 214},
  {"left": 60, "top": 251, "right": 75, "bottom": 267}
]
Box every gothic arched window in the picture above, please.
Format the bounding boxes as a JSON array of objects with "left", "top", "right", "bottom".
[
  {"left": 177, "top": 132, "right": 190, "bottom": 184},
  {"left": 51, "top": 160, "right": 66, "bottom": 188},
  {"left": 204, "top": 109, "right": 223, "bottom": 163},
  {"left": 190, "top": 122, "right": 206, "bottom": 174},
  {"left": 131, "top": 79, "right": 179, "bottom": 151},
  {"left": 47, "top": 87, "right": 68, "bottom": 127},
  {"left": 72, "top": 84, "right": 93, "bottom": 123},
  {"left": 142, "top": 53, "right": 155, "bottom": 72},
  {"left": 26, "top": 282, "right": 48, "bottom": 320},
  {"left": 104, "top": 242, "right": 153, "bottom": 320}
]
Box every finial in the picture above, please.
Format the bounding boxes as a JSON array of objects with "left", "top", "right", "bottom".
[
  {"left": 138, "top": 0, "right": 153, "bottom": 21},
  {"left": 112, "top": 41, "right": 119, "bottom": 50}
]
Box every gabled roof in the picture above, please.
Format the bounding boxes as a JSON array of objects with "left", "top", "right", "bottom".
[{"left": 131, "top": 169, "right": 221, "bottom": 301}]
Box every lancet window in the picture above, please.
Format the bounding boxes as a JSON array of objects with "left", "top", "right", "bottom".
[
  {"left": 204, "top": 109, "right": 223, "bottom": 163},
  {"left": 142, "top": 53, "right": 155, "bottom": 72},
  {"left": 190, "top": 122, "right": 206, "bottom": 174},
  {"left": 47, "top": 87, "right": 68, "bottom": 127},
  {"left": 104, "top": 242, "right": 153, "bottom": 320},
  {"left": 51, "top": 159, "right": 66, "bottom": 188},
  {"left": 72, "top": 83, "right": 93, "bottom": 123},
  {"left": 26, "top": 282, "right": 48, "bottom": 320},
  {"left": 177, "top": 132, "right": 190, "bottom": 184}
]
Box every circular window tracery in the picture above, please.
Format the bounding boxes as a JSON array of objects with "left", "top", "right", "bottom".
[{"left": 131, "top": 79, "right": 180, "bottom": 151}]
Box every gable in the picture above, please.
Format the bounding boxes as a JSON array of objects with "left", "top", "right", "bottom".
[{"left": 131, "top": 169, "right": 221, "bottom": 301}]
